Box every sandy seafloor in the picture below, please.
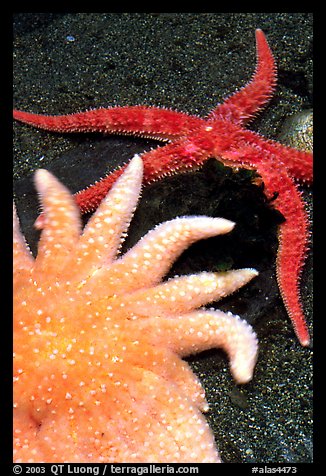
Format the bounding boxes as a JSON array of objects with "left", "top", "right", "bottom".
[{"left": 13, "top": 13, "right": 313, "bottom": 464}]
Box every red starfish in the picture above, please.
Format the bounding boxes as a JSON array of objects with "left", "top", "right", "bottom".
[{"left": 13, "top": 29, "right": 312, "bottom": 346}]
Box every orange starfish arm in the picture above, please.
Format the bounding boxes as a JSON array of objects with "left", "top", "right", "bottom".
[
  {"left": 32, "top": 169, "right": 82, "bottom": 276},
  {"left": 114, "top": 269, "right": 258, "bottom": 318},
  {"left": 135, "top": 310, "right": 258, "bottom": 384},
  {"left": 13, "top": 204, "right": 34, "bottom": 287},
  {"left": 83, "top": 217, "right": 235, "bottom": 298}
]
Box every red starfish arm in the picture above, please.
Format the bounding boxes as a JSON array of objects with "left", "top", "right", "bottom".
[
  {"left": 240, "top": 129, "right": 313, "bottom": 183},
  {"left": 77, "top": 136, "right": 212, "bottom": 209},
  {"left": 220, "top": 144, "right": 311, "bottom": 345},
  {"left": 255, "top": 161, "right": 310, "bottom": 346},
  {"left": 13, "top": 106, "right": 202, "bottom": 141},
  {"left": 209, "top": 29, "right": 276, "bottom": 125},
  {"left": 34, "top": 134, "right": 215, "bottom": 229}
]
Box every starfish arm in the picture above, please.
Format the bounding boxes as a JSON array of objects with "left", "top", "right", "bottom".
[
  {"left": 63, "top": 155, "right": 143, "bottom": 284},
  {"left": 135, "top": 310, "right": 258, "bottom": 384},
  {"left": 81, "top": 131, "right": 216, "bottom": 187},
  {"left": 33, "top": 169, "right": 82, "bottom": 276},
  {"left": 112, "top": 269, "right": 258, "bottom": 317},
  {"left": 269, "top": 178, "right": 310, "bottom": 346},
  {"left": 241, "top": 129, "right": 313, "bottom": 183},
  {"left": 13, "top": 106, "right": 202, "bottom": 140},
  {"left": 34, "top": 166, "right": 129, "bottom": 229},
  {"left": 276, "top": 209, "right": 311, "bottom": 346},
  {"left": 209, "top": 29, "right": 276, "bottom": 125},
  {"left": 84, "top": 217, "right": 235, "bottom": 298},
  {"left": 253, "top": 161, "right": 311, "bottom": 346},
  {"left": 34, "top": 134, "right": 213, "bottom": 228},
  {"left": 221, "top": 144, "right": 311, "bottom": 346},
  {"left": 13, "top": 203, "right": 34, "bottom": 286}
]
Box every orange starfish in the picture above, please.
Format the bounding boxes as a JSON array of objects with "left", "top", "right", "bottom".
[
  {"left": 14, "top": 155, "right": 258, "bottom": 462},
  {"left": 13, "top": 29, "right": 313, "bottom": 346}
]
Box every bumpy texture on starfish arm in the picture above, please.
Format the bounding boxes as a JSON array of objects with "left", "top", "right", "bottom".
[
  {"left": 13, "top": 29, "right": 312, "bottom": 347},
  {"left": 14, "top": 155, "right": 259, "bottom": 463}
]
